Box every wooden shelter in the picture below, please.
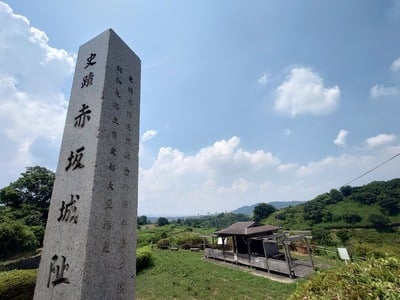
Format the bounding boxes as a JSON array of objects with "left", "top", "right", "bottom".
[{"left": 205, "top": 221, "right": 315, "bottom": 278}]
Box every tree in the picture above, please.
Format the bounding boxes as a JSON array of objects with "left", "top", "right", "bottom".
[
  {"left": 303, "top": 201, "right": 324, "bottom": 224},
  {"left": 0, "top": 166, "right": 54, "bottom": 223},
  {"left": 253, "top": 203, "right": 276, "bottom": 222},
  {"left": 329, "top": 189, "right": 343, "bottom": 204},
  {"left": 137, "top": 215, "right": 148, "bottom": 226},
  {"left": 157, "top": 217, "right": 169, "bottom": 227},
  {"left": 0, "top": 166, "right": 54, "bottom": 210},
  {"left": 378, "top": 194, "right": 400, "bottom": 215},
  {"left": 368, "top": 214, "right": 390, "bottom": 229},
  {"left": 340, "top": 185, "right": 352, "bottom": 197}
]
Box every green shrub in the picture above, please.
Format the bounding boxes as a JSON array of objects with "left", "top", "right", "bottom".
[
  {"left": 336, "top": 229, "right": 350, "bottom": 245},
  {"left": 30, "top": 225, "right": 45, "bottom": 246},
  {"left": 0, "top": 221, "right": 38, "bottom": 259},
  {"left": 156, "top": 238, "right": 170, "bottom": 249},
  {"left": 136, "top": 246, "right": 153, "bottom": 273},
  {"left": 311, "top": 227, "right": 333, "bottom": 246},
  {"left": 369, "top": 213, "right": 390, "bottom": 229},
  {"left": 342, "top": 212, "right": 362, "bottom": 224},
  {"left": 290, "top": 257, "right": 400, "bottom": 299},
  {"left": 150, "top": 231, "right": 168, "bottom": 244},
  {"left": 0, "top": 269, "right": 37, "bottom": 300},
  {"left": 175, "top": 233, "right": 203, "bottom": 249}
]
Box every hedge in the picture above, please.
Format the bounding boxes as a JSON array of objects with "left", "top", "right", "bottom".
[
  {"left": 0, "top": 248, "right": 154, "bottom": 298},
  {"left": 0, "top": 269, "right": 37, "bottom": 300}
]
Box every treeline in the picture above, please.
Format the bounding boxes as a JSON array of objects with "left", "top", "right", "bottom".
[
  {"left": 139, "top": 203, "right": 276, "bottom": 230},
  {"left": 178, "top": 213, "right": 251, "bottom": 230},
  {"left": 138, "top": 213, "right": 251, "bottom": 230}
]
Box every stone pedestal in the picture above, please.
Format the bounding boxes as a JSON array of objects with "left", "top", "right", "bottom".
[{"left": 34, "top": 29, "right": 140, "bottom": 300}]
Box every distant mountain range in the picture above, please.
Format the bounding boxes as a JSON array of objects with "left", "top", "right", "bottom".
[
  {"left": 144, "top": 201, "right": 305, "bottom": 221},
  {"left": 231, "top": 201, "right": 305, "bottom": 215}
]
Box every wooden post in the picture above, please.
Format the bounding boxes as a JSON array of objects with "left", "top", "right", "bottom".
[
  {"left": 282, "top": 240, "right": 293, "bottom": 278},
  {"left": 222, "top": 236, "right": 226, "bottom": 262},
  {"left": 247, "top": 238, "right": 252, "bottom": 269},
  {"left": 304, "top": 236, "right": 315, "bottom": 270},
  {"left": 262, "top": 239, "right": 271, "bottom": 273},
  {"left": 233, "top": 235, "right": 238, "bottom": 264}
]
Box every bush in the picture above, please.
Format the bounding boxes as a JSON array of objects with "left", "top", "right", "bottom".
[
  {"left": 156, "top": 238, "right": 170, "bottom": 249},
  {"left": 150, "top": 231, "right": 168, "bottom": 245},
  {"left": 290, "top": 257, "right": 400, "bottom": 299},
  {"left": 369, "top": 213, "right": 390, "bottom": 229},
  {"left": 136, "top": 246, "right": 153, "bottom": 273},
  {"left": 336, "top": 229, "right": 350, "bottom": 245},
  {"left": 175, "top": 233, "right": 203, "bottom": 249},
  {"left": 30, "top": 225, "right": 45, "bottom": 246},
  {"left": 311, "top": 227, "right": 333, "bottom": 246},
  {"left": 0, "top": 253, "right": 153, "bottom": 298},
  {"left": 0, "top": 221, "right": 38, "bottom": 259},
  {"left": 0, "top": 269, "right": 37, "bottom": 300},
  {"left": 342, "top": 212, "right": 362, "bottom": 224}
]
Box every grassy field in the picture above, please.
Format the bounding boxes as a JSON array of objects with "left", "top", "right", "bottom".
[{"left": 136, "top": 249, "right": 298, "bottom": 300}]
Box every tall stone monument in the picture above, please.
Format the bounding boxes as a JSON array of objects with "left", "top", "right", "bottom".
[{"left": 34, "top": 29, "right": 140, "bottom": 300}]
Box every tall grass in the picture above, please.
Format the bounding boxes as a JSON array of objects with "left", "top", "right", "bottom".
[{"left": 290, "top": 257, "right": 400, "bottom": 299}]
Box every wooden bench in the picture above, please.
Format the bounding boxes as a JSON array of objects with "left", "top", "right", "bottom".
[{"left": 190, "top": 247, "right": 200, "bottom": 252}]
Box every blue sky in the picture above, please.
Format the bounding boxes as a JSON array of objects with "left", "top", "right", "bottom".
[{"left": 1, "top": 1, "right": 400, "bottom": 215}]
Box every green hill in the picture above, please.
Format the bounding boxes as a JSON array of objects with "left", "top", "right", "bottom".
[{"left": 264, "top": 178, "right": 400, "bottom": 230}]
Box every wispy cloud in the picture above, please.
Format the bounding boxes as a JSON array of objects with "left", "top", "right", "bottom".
[
  {"left": 370, "top": 57, "right": 400, "bottom": 99},
  {"left": 141, "top": 130, "right": 157, "bottom": 142},
  {"left": 275, "top": 67, "right": 340, "bottom": 116},
  {"left": 390, "top": 57, "right": 400, "bottom": 72},
  {"left": 334, "top": 129, "right": 349, "bottom": 147},
  {"left": 366, "top": 134, "right": 397, "bottom": 148},
  {"left": 258, "top": 73, "right": 269, "bottom": 86},
  {"left": 370, "top": 84, "right": 400, "bottom": 99},
  {"left": 283, "top": 128, "right": 292, "bottom": 136}
]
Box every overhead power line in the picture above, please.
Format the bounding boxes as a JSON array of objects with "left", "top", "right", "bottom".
[{"left": 343, "top": 152, "right": 400, "bottom": 186}]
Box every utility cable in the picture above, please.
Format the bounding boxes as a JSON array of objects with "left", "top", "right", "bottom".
[{"left": 343, "top": 152, "right": 400, "bottom": 186}]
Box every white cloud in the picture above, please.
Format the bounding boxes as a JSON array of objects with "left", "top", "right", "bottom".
[
  {"left": 137, "top": 133, "right": 400, "bottom": 215},
  {"left": 370, "top": 84, "right": 400, "bottom": 99},
  {"left": 258, "top": 73, "right": 269, "bottom": 85},
  {"left": 231, "top": 178, "right": 252, "bottom": 193},
  {"left": 334, "top": 129, "right": 349, "bottom": 147},
  {"left": 141, "top": 130, "right": 157, "bottom": 142},
  {"left": 139, "top": 136, "right": 281, "bottom": 215},
  {"left": 275, "top": 67, "right": 340, "bottom": 116},
  {"left": 0, "top": 2, "right": 75, "bottom": 186},
  {"left": 366, "top": 134, "right": 397, "bottom": 148},
  {"left": 370, "top": 57, "right": 400, "bottom": 99},
  {"left": 277, "top": 163, "right": 298, "bottom": 172},
  {"left": 390, "top": 57, "right": 400, "bottom": 72}
]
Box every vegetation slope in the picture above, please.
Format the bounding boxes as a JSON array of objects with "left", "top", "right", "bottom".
[{"left": 264, "top": 178, "right": 400, "bottom": 230}]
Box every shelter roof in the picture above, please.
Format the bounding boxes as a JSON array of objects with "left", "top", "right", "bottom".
[{"left": 215, "top": 221, "right": 279, "bottom": 237}]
